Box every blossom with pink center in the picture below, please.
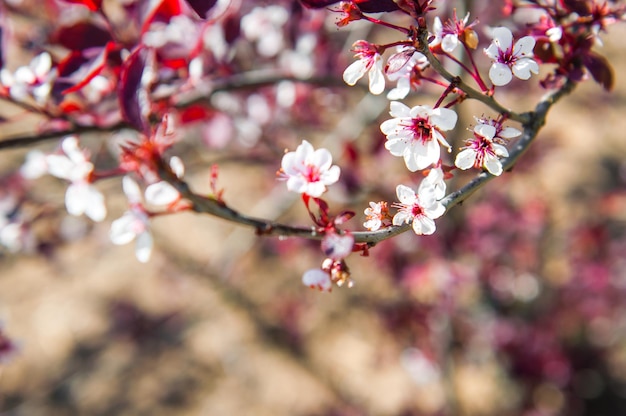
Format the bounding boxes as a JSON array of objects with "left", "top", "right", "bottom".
[
  {"left": 109, "top": 176, "right": 153, "bottom": 263},
  {"left": 392, "top": 181, "right": 445, "bottom": 235},
  {"left": 386, "top": 49, "right": 428, "bottom": 100},
  {"left": 363, "top": 201, "right": 391, "bottom": 231},
  {"left": 343, "top": 40, "right": 385, "bottom": 95},
  {"left": 484, "top": 27, "right": 539, "bottom": 86},
  {"left": 380, "top": 101, "right": 458, "bottom": 172},
  {"left": 455, "top": 122, "right": 520, "bottom": 176},
  {"left": 279, "top": 140, "right": 341, "bottom": 198},
  {"left": 46, "top": 136, "right": 106, "bottom": 222}
]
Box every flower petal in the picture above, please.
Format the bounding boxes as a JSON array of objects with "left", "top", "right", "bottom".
[
  {"left": 396, "top": 184, "right": 416, "bottom": 205},
  {"left": 489, "top": 62, "right": 513, "bottom": 86},
  {"left": 455, "top": 148, "right": 477, "bottom": 170},
  {"left": 343, "top": 60, "right": 367, "bottom": 86},
  {"left": 135, "top": 231, "right": 153, "bottom": 263},
  {"left": 302, "top": 268, "right": 332, "bottom": 292}
]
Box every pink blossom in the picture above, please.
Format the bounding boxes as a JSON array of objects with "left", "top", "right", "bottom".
[
  {"left": 302, "top": 268, "right": 333, "bottom": 292},
  {"left": 380, "top": 102, "right": 458, "bottom": 172},
  {"left": 109, "top": 176, "right": 153, "bottom": 263},
  {"left": 392, "top": 181, "right": 445, "bottom": 235},
  {"left": 363, "top": 201, "right": 391, "bottom": 231},
  {"left": 455, "top": 122, "right": 519, "bottom": 176},
  {"left": 484, "top": 27, "right": 539, "bottom": 86},
  {"left": 46, "top": 137, "right": 106, "bottom": 222},
  {"left": 343, "top": 40, "right": 385, "bottom": 95},
  {"left": 279, "top": 140, "right": 341, "bottom": 198}
]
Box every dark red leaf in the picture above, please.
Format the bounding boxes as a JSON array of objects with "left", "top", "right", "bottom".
[
  {"left": 583, "top": 52, "right": 614, "bottom": 91},
  {"left": 183, "top": 0, "right": 218, "bottom": 18},
  {"left": 298, "top": 0, "right": 400, "bottom": 13},
  {"left": 53, "top": 21, "right": 112, "bottom": 51},
  {"left": 119, "top": 47, "right": 151, "bottom": 135}
]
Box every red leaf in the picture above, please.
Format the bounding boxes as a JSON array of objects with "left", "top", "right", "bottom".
[
  {"left": 183, "top": 0, "right": 218, "bottom": 18},
  {"left": 386, "top": 49, "right": 415, "bottom": 74},
  {"left": 118, "top": 47, "right": 152, "bottom": 135},
  {"left": 141, "top": 0, "right": 183, "bottom": 35},
  {"left": 60, "top": 41, "right": 118, "bottom": 94}
]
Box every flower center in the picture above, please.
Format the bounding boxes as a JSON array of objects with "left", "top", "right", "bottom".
[
  {"left": 304, "top": 164, "right": 321, "bottom": 183},
  {"left": 410, "top": 117, "right": 432, "bottom": 144},
  {"left": 411, "top": 203, "right": 424, "bottom": 217}
]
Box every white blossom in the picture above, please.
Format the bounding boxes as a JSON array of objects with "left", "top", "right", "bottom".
[
  {"left": 279, "top": 140, "right": 341, "bottom": 198},
  {"left": 302, "top": 268, "right": 332, "bottom": 292},
  {"left": 455, "top": 122, "right": 519, "bottom": 176},
  {"left": 343, "top": 40, "right": 385, "bottom": 95},
  {"left": 484, "top": 27, "right": 539, "bottom": 86},
  {"left": 392, "top": 181, "right": 445, "bottom": 235}
]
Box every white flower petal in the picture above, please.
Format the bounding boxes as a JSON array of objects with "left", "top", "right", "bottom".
[
  {"left": 514, "top": 36, "right": 536, "bottom": 56},
  {"left": 135, "top": 231, "right": 153, "bottom": 263},
  {"left": 489, "top": 62, "right": 513, "bottom": 86},
  {"left": 393, "top": 211, "right": 411, "bottom": 226},
  {"left": 493, "top": 143, "right": 509, "bottom": 158},
  {"left": 110, "top": 212, "right": 137, "bottom": 245},
  {"left": 302, "top": 268, "right": 332, "bottom": 292},
  {"left": 396, "top": 184, "right": 416, "bottom": 205},
  {"left": 512, "top": 58, "right": 539, "bottom": 80},
  {"left": 475, "top": 124, "right": 496, "bottom": 140},
  {"left": 492, "top": 27, "right": 513, "bottom": 51},
  {"left": 389, "top": 101, "right": 411, "bottom": 118},
  {"left": 417, "top": 216, "right": 436, "bottom": 235},
  {"left": 343, "top": 60, "right": 367, "bottom": 86},
  {"left": 84, "top": 187, "right": 107, "bottom": 222},
  {"left": 455, "top": 148, "right": 477, "bottom": 170},
  {"left": 145, "top": 181, "right": 180, "bottom": 205},
  {"left": 430, "top": 107, "right": 458, "bottom": 132},
  {"left": 484, "top": 154, "right": 503, "bottom": 176},
  {"left": 499, "top": 127, "right": 522, "bottom": 139},
  {"left": 368, "top": 57, "right": 385, "bottom": 95}
]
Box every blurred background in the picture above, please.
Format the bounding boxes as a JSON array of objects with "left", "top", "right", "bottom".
[{"left": 1, "top": 1, "right": 626, "bottom": 415}]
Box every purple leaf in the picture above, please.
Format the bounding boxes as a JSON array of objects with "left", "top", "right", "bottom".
[
  {"left": 584, "top": 52, "right": 614, "bottom": 91},
  {"left": 183, "top": 0, "right": 218, "bottom": 18},
  {"left": 119, "top": 47, "right": 152, "bottom": 135}
]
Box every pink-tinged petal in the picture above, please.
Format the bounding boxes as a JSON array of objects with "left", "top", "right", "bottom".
[
  {"left": 281, "top": 152, "right": 298, "bottom": 175},
  {"left": 409, "top": 105, "right": 431, "bottom": 119},
  {"left": 415, "top": 215, "right": 436, "bottom": 235},
  {"left": 321, "top": 165, "right": 341, "bottom": 185},
  {"left": 110, "top": 212, "right": 137, "bottom": 245},
  {"left": 484, "top": 154, "right": 503, "bottom": 176},
  {"left": 514, "top": 36, "right": 536, "bottom": 56},
  {"left": 310, "top": 148, "right": 333, "bottom": 171},
  {"left": 380, "top": 118, "right": 401, "bottom": 135},
  {"left": 65, "top": 183, "right": 88, "bottom": 216},
  {"left": 499, "top": 127, "right": 522, "bottom": 139},
  {"left": 396, "top": 184, "right": 416, "bottom": 205},
  {"left": 489, "top": 63, "right": 513, "bottom": 86},
  {"left": 385, "top": 138, "right": 408, "bottom": 157},
  {"left": 368, "top": 58, "right": 385, "bottom": 95},
  {"left": 512, "top": 58, "right": 539, "bottom": 80},
  {"left": 492, "top": 143, "right": 509, "bottom": 158},
  {"left": 343, "top": 60, "right": 367, "bottom": 86},
  {"left": 363, "top": 217, "right": 382, "bottom": 231},
  {"left": 135, "top": 231, "right": 153, "bottom": 263},
  {"left": 286, "top": 176, "right": 307, "bottom": 194},
  {"left": 442, "top": 35, "right": 459, "bottom": 53},
  {"left": 389, "top": 101, "right": 411, "bottom": 118},
  {"left": 322, "top": 232, "right": 354, "bottom": 260},
  {"left": 302, "top": 268, "right": 332, "bottom": 292},
  {"left": 122, "top": 176, "right": 143, "bottom": 204},
  {"left": 415, "top": 138, "right": 440, "bottom": 170},
  {"left": 145, "top": 181, "right": 180, "bottom": 205},
  {"left": 169, "top": 156, "right": 185, "bottom": 178},
  {"left": 430, "top": 107, "right": 458, "bottom": 131},
  {"left": 305, "top": 182, "right": 326, "bottom": 198},
  {"left": 484, "top": 43, "right": 500, "bottom": 59},
  {"left": 474, "top": 123, "right": 496, "bottom": 140},
  {"left": 84, "top": 187, "right": 107, "bottom": 222},
  {"left": 403, "top": 149, "right": 419, "bottom": 172},
  {"left": 392, "top": 211, "right": 411, "bottom": 226},
  {"left": 455, "top": 148, "right": 477, "bottom": 170},
  {"left": 492, "top": 27, "right": 513, "bottom": 51},
  {"left": 424, "top": 201, "right": 445, "bottom": 219}
]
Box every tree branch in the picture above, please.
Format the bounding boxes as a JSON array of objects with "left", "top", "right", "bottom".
[{"left": 163, "top": 79, "right": 575, "bottom": 245}]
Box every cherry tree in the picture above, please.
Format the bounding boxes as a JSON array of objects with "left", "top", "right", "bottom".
[{"left": 1, "top": 0, "right": 626, "bottom": 413}]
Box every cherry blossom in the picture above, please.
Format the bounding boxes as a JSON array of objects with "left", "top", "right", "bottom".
[
  {"left": 431, "top": 12, "right": 478, "bottom": 53},
  {"left": 422, "top": 165, "right": 447, "bottom": 200},
  {"left": 343, "top": 40, "right": 385, "bottom": 95},
  {"left": 144, "top": 156, "right": 185, "bottom": 206},
  {"left": 321, "top": 229, "right": 354, "bottom": 260},
  {"left": 363, "top": 201, "right": 391, "bottom": 231},
  {"left": 279, "top": 140, "right": 341, "bottom": 198},
  {"left": 302, "top": 268, "right": 333, "bottom": 292},
  {"left": 0, "top": 52, "right": 54, "bottom": 103},
  {"left": 241, "top": 5, "right": 288, "bottom": 57},
  {"left": 386, "top": 50, "right": 428, "bottom": 100},
  {"left": 455, "top": 122, "right": 520, "bottom": 176},
  {"left": 392, "top": 181, "right": 445, "bottom": 235},
  {"left": 46, "top": 136, "right": 106, "bottom": 222},
  {"left": 380, "top": 101, "right": 458, "bottom": 172},
  {"left": 109, "top": 176, "right": 153, "bottom": 263},
  {"left": 484, "top": 27, "right": 539, "bottom": 86}
]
